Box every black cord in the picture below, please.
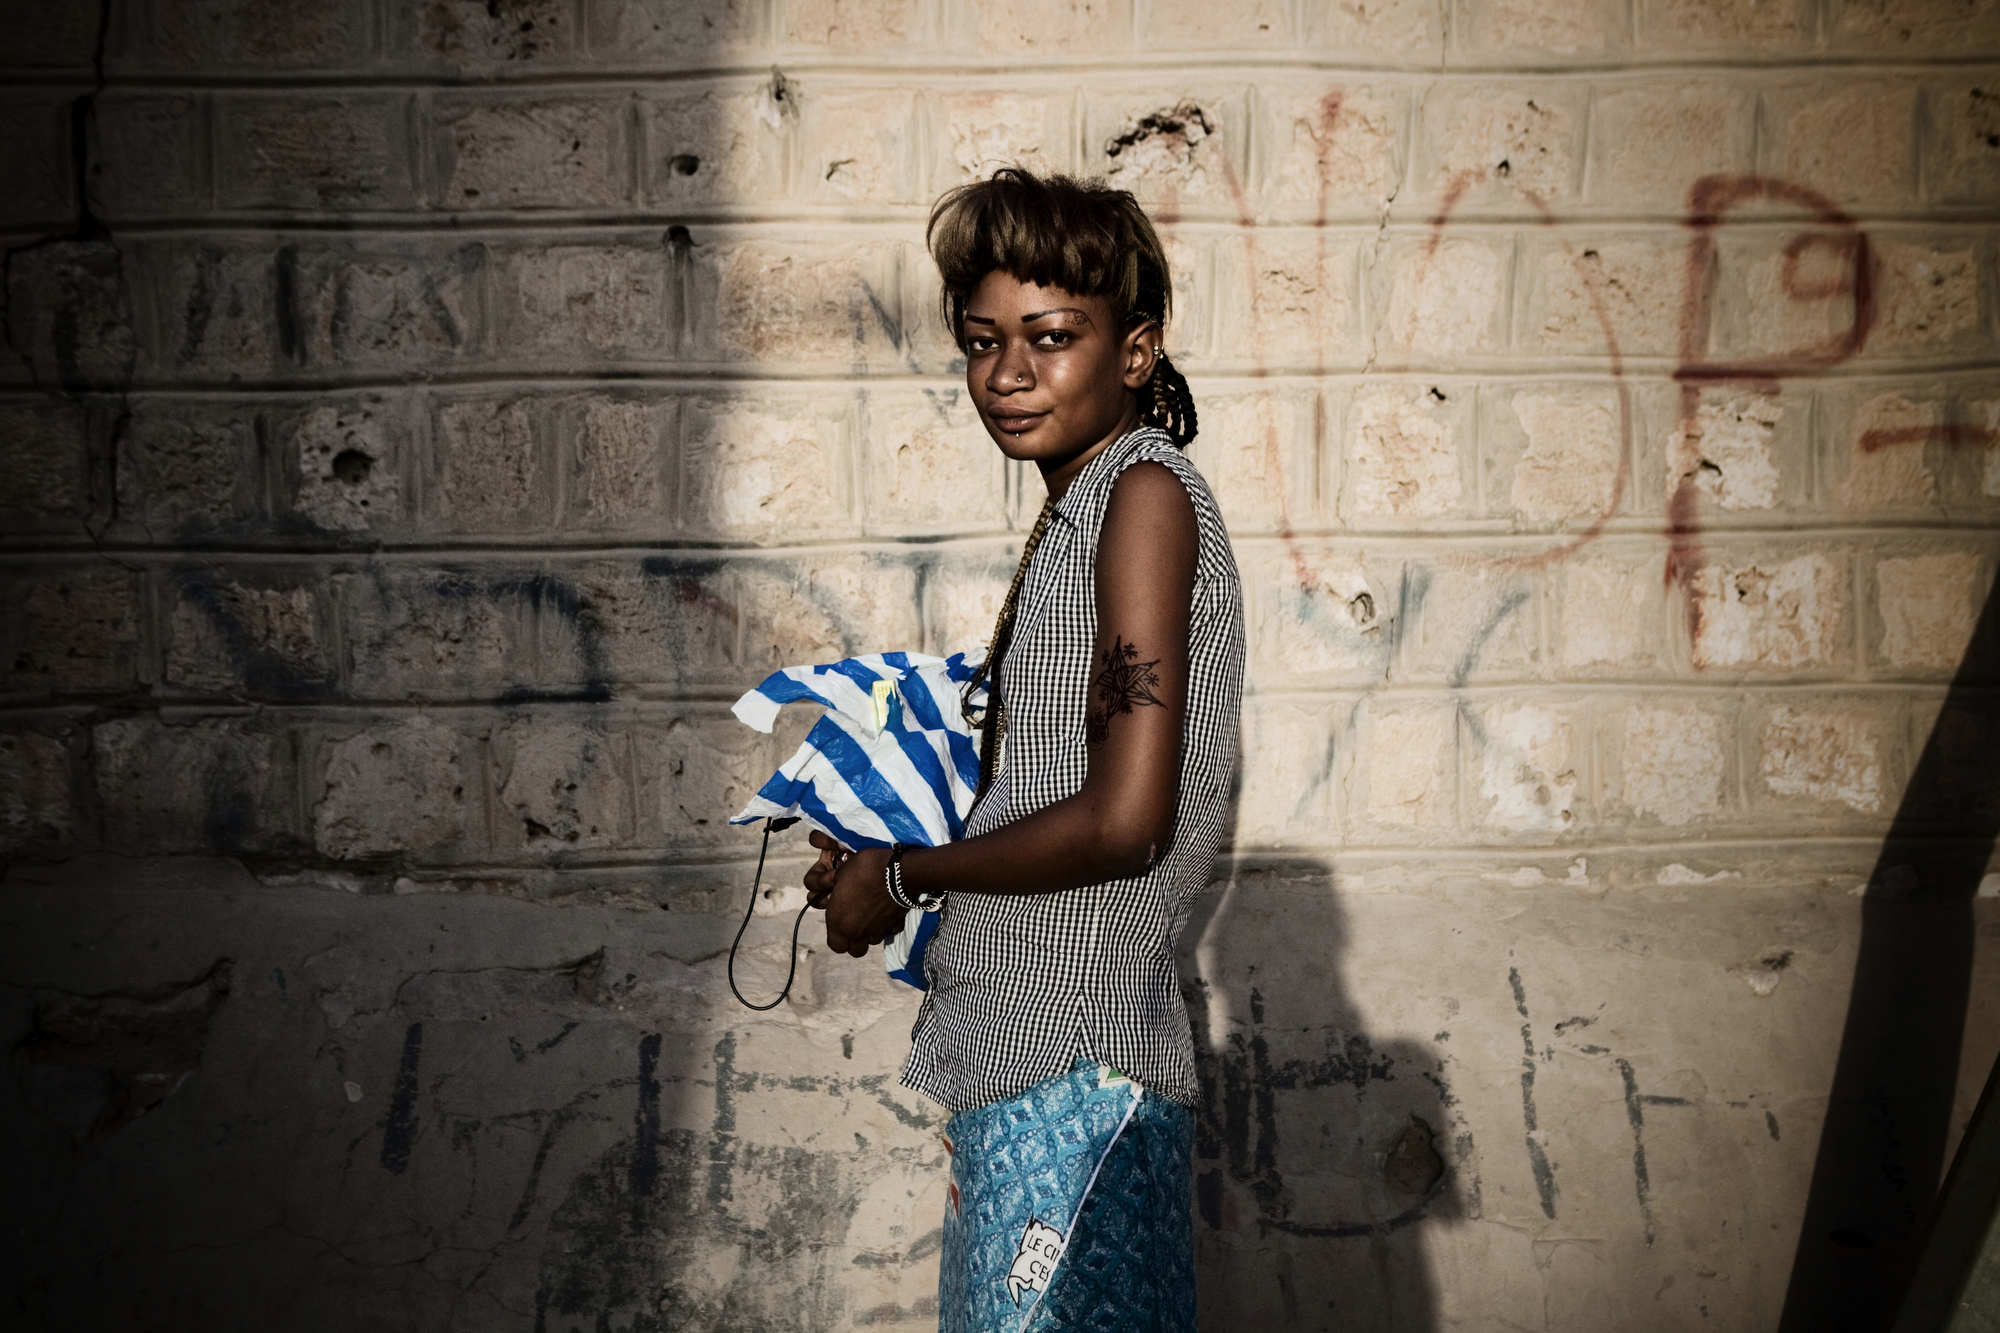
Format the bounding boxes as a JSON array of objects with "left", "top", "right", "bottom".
[{"left": 728, "top": 817, "right": 808, "bottom": 1011}]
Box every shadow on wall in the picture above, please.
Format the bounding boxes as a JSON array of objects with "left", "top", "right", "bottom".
[
  {"left": 1182, "top": 857, "right": 1460, "bottom": 1333},
  {"left": 1779, "top": 562, "right": 2000, "bottom": 1332},
  {"left": 2, "top": 1, "right": 957, "bottom": 1330}
]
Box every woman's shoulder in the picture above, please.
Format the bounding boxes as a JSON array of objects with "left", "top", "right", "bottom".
[
  {"left": 1105, "top": 456, "right": 1195, "bottom": 514},
  {"left": 1108, "top": 437, "right": 1227, "bottom": 533},
  {"left": 1099, "top": 440, "right": 1240, "bottom": 582}
]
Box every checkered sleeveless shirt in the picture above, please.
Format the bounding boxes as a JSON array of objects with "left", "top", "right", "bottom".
[{"left": 902, "top": 427, "right": 1245, "bottom": 1114}]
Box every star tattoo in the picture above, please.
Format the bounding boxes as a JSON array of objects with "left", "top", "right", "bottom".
[{"left": 1086, "top": 635, "right": 1165, "bottom": 746}]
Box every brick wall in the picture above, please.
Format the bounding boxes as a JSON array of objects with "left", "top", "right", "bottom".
[{"left": 4, "top": 1, "right": 2000, "bottom": 1329}]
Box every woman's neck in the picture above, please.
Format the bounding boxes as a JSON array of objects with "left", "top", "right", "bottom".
[{"left": 1037, "top": 400, "right": 1143, "bottom": 503}]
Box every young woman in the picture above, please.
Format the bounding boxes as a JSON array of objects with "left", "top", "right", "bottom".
[{"left": 804, "top": 168, "right": 1244, "bottom": 1332}]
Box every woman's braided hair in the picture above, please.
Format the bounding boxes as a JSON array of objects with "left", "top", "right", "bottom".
[
  {"left": 964, "top": 498, "right": 1054, "bottom": 795},
  {"left": 929, "top": 167, "right": 1197, "bottom": 795},
  {"left": 1145, "top": 350, "right": 1197, "bottom": 448}
]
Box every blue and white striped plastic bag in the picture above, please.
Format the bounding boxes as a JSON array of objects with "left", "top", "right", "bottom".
[{"left": 730, "top": 650, "right": 986, "bottom": 989}]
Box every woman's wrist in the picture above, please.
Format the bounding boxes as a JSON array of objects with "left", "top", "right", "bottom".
[
  {"left": 885, "top": 844, "right": 944, "bottom": 912},
  {"left": 884, "top": 844, "right": 916, "bottom": 910}
]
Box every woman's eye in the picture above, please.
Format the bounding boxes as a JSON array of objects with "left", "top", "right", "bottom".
[
  {"left": 1036, "top": 331, "right": 1072, "bottom": 348},
  {"left": 966, "top": 337, "right": 997, "bottom": 353}
]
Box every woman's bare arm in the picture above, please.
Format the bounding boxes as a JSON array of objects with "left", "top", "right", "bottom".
[{"left": 809, "top": 462, "right": 1198, "bottom": 956}]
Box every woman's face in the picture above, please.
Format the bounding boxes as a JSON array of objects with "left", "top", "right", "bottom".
[{"left": 962, "top": 270, "right": 1158, "bottom": 489}]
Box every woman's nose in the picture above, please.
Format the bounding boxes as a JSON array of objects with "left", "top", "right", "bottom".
[{"left": 987, "top": 341, "right": 1033, "bottom": 393}]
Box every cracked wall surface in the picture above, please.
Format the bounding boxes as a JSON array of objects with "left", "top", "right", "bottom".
[{"left": 3, "top": 1, "right": 2000, "bottom": 1330}]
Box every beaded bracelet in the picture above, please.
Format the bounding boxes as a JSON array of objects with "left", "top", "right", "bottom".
[
  {"left": 885, "top": 842, "right": 916, "bottom": 911},
  {"left": 885, "top": 843, "right": 944, "bottom": 913}
]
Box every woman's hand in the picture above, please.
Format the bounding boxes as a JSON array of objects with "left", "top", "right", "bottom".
[
  {"left": 802, "top": 830, "right": 848, "bottom": 905},
  {"left": 802, "top": 830, "right": 907, "bottom": 958}
]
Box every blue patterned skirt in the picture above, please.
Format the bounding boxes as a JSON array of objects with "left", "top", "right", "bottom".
[{"left": 939, "top": 1059, "right": 1195, "bottom": 1333}]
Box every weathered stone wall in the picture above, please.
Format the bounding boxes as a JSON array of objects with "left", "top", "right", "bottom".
[{"left": 4, "top": 1, "right": 2000, "bottom": 1329}]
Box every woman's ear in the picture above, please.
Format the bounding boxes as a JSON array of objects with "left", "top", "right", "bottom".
[{"left": 1122, "top": 320, "right": 1162, "bottom": 390}]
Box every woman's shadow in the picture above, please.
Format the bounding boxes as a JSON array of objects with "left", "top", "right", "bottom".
[{"left": 1180, "top": 852, "right": 1460, "bottom": 1332}]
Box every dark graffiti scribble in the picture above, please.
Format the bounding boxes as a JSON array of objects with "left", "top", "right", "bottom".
[
  {"left": 1615, "top": 1058, "right": 1658, "bottom": 1245},
  {"left": 631, "top": 1032, "right": 663, "bottom": 1197},
  {"left": 1192, "top": 978, "right": 1455, "bottom": 1238},
  {"left": 379, "top": 1021, "right": 424, "bottom": 1174},
  {"left": 1510, "top": 966, "right": 1558, "bottom": 1220}
]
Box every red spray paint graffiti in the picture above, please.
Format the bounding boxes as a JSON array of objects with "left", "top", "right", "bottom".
[
  {"left": 1411, "top": 169, "right": 1633, "bottom": 573},
  {"left": 1668, "top": 175, "right": 1875, "bottom": 643},
  {"left": 1118, "top": 100, "right": 1975, "bottom": 672},
  {"left": 1858, "top": 423, "right": 1999, "bottom": 452}
]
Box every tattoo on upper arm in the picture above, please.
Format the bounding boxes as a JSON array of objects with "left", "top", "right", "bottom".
[{"left": 1086, "top": 635, "right": 1165, "bottom": 746}]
